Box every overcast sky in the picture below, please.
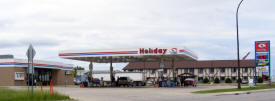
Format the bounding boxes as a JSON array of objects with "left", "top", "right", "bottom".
[{"left": 0, "top": 0, "right": 274, "bottom": 76}]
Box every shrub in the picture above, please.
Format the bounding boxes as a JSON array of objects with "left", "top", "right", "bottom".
[
  {"left": 257, "top": 77, "right": 263, "bottom": 83},
  {"left": 203, "top": 78, "right": 210, "bottom": 83},
  {"left": 237, "top": 78, "right": 242, "bottom": 83},
  {"left": 214, "top": 78, "right": 220, "bottom": 83},
  {"left": 225, "top": 78, "right": 232, "bottom": 83}
]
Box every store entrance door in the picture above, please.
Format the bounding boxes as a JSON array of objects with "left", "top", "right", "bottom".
[{"left": 34, "top": 69, "right": 53, "bottom": 86}]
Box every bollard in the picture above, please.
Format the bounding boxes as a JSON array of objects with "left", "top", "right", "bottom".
[
  {"left": 155, "top": 84, "right": 159, "bottom": 88},
  {"left": 50, "top": 80, "right": 53, "bottom": 95},
  {"left": 40, "top": 82, "right": 43, "bottom": 92}
]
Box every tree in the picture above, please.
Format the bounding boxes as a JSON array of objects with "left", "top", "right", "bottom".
[{"left": 73, "top": 66, "right": 85, "bottom": 77}]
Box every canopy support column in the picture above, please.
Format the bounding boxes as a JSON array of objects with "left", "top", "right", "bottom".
[
  {"left": 110, "top": 57, "right": 114, "bottom": 86},
  {"left": 89, "top": 61, "right": 93, "bottom": 87},
  {"left": 172, "top": 56, "right": 176, "bottom": 82}
]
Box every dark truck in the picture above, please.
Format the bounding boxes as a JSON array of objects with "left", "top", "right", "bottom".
[{"left": 117, "top": 77, "right": 134, "bottom": 87}]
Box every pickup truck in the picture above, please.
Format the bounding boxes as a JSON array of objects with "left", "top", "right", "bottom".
[{"left": 117, "top": 77, "right": 134, "bottom": 87}]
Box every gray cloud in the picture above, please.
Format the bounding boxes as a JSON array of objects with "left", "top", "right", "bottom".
[
  {"left": 0, "top": 0, "right": 274, "bottom": 76},
  {"left": 0, "top": 40, "right": 21, "bottom": 48},
  {"left": 19, "top": 37, "right": 60, "bottom": 47}
]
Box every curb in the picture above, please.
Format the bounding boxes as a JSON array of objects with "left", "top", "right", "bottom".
[{"left": 215, "top": 88, "right": 275, "bottom": 96}]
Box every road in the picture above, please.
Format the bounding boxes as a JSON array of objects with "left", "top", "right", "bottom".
[
  {"left": 55, "top": 86, "right": 275, "bottom": 101},
  {"left": 197, "top": 90, "right": 275, "bottom": 101},
  {"left": 9, "top": 86, "right": 275, "bottom": 101}
]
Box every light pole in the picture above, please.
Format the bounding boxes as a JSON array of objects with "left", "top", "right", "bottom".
[{"left": 236, "top": 0, "right": 244, "bottom": 89}]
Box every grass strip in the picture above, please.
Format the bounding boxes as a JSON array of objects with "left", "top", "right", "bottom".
[
  {"left": 0, "top": 88, "right": 75, "bottom": 101},
  {"left": 193, "top": 86, "right": 275, "bottom": 94}
]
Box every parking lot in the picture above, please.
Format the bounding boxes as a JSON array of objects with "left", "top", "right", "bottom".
[{"left": 54, "top": 85, "right": 235, "bottom": 101}]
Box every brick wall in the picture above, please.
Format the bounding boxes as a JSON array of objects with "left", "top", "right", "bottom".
[
  {"left": 0, "top": 67, "right": 73, "bottom": 86},
  {"left": 52, "top": 70, "right": 73, "bottom": 85},
  {"left": 0, "top": 67, "right": 27, "bottom": 86},
  {"left": 0, "top": 67, "right": 15, "bottom": 86}
]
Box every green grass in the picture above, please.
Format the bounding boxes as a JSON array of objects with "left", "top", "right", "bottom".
[
  {"left": 0, "top": 88, "right": 75, "bottom": 101},
  {"left": 193, "top": 85, "right": 275, "bottom": 94}
]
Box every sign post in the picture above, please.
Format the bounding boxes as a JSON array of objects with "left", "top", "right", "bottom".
[
  {"left": 255, "top": 41, "right": 270, "bottom": 86},
  {"left": 26, "top": 44, "right": 36, "bottom": 96}
]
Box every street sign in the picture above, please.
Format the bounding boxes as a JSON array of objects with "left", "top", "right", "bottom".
[
  {"left": 26, "top": 44, "right": 36, "bottom": 59},
  {"left": 26, "top": 44, "right": 36, "bottom": 96},
  {"left": 26, "top": 44, "right": 36, "bottom": 74}
]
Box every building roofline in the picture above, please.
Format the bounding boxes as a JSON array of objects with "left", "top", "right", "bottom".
[
  {"left": 123, "top": 60, "right": 255, "bottom": 70},
  {"left": 0, "top": 58, "right": 73, "bottom": 70}
]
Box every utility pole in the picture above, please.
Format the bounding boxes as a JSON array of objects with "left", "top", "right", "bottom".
[{"left": 236, "top": 0, "right": 244, "bottom": 89}]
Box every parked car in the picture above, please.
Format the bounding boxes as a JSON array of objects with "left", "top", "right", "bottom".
[
  {"left": 92, "top": 78, "right": 101, "bottom": 86},
  {"left": 80, "top": 73, "right": 90, "bottom": 87},
  {"left": 183, "top": 78, "right": 197, "bottom": 87},
  {"left": 242, "top": 80, "right": 248, "bottom": 84},
  {"left": 117, "top": 77, "right": 134, "bottom": 87},
  {"left": 74, "top": 76, "right": 81, "bottom": 85}
]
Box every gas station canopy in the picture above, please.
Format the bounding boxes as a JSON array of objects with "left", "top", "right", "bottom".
[{"left": 59, "top": 47, "right": 198, "bottom": 63}]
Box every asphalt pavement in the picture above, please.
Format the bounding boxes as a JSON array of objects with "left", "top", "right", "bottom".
[{"left": 7, "top": 86, "right": 275, "bottom": 101}]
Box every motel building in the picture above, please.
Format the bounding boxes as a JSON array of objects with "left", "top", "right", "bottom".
[
  {"left": 0, "top": 55, "right": 73, "bottom": 86},
  {"left": 123, "top": 60, "right": 259, "bottom": 83}
]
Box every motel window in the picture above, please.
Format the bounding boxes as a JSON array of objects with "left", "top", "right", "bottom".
[
  {"left": 164, "top": 69, "right": 167, "bottom": 74},
  {"left": 210, "top": 77, "right": 214, "bottom": 81},
  {"left": 243, "top": 68, "right": 248, "bottom": 73},
  {"left": 198, "top": 68, "right": 203, "bottom": 74},
  {"left": 231, "top": 68, "right": 236, "bottom": 73},
  {"left": 151, "top": 70, "right": 155, "bottom": 74},
  {"left": 221, "top": 77, "right": 225, "bottom": 81},
  {"left": 209, "top": 68, "right": 214, "bottom": 74},
  {"left": 189, "top": 68, "right": 194, "bottom": 74},
  {"left": 198, "top": 77, "right": 203, "bottom": 82},
  {"left": 128, "top": 70, "right": 133, "bottom": 72},
  {"left": 232, "top": 77, "right": 236, "bottom": 81},
  {"left": 184, "top": 69, "right": 188, "bottom": 73},
  {"left": 243, "top": 76, "right": 248, "bottom": 80},
  {"left": 220, "top": 68, "right": 225, "bottom": 73},
  {"left": 139, "top": 69, "right": 143, "bottom": 72}
]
